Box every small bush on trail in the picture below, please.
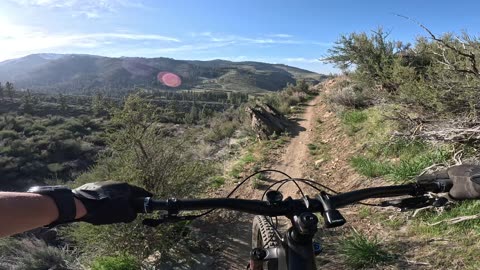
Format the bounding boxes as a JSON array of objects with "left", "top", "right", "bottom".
[
  {"left": 341, "top": 110, "right": 368, "bottom": 134},
  {"left": 209, "top": 175, "right": 226, "bottom": 188},
  {"left": 340, "top": 231, "right": 392, "bottom": 269},
  {"left": 341, "top": 110, "right": 368, "bottom": 125}
]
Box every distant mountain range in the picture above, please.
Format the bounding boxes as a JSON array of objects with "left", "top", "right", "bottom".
[{"left": 0, "top": 54, "right": 326, "bottom": 95}]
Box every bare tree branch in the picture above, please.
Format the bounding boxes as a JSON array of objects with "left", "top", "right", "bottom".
[{"left": 394, "top": 13, "right": 480, "bottom": 77}]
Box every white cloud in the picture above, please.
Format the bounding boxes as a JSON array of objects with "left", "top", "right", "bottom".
[
  {"left": 127, "top": 42, "right": 236, "bottom": 55},
  {"left": 192, "top": 56, "right": 320, "bottom": 65},
  {"left": 268, "top": 34, "right": 293, "bottom": 38},
  {"left": 197, "top": 33, "right": 292, "bottom": 44},
  {"left": 8, "top": 0, "right": 145, "bottom": 18},
  {"left": 0, "top": 19, "right": 179, "bottom": 61},
  {"left": 13, "top": 0, "right": 76, "bottom": 8},
  {"left": 283, "top": 57, "right": 320, "bottom": 63},
  {"left": 88, "top": 33, "right": 180, "bottom": 42},
  {"left": 191, "top": 32, "right": 330, "bottom": 47}
]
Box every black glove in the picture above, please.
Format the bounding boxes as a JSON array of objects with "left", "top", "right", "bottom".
[
  {"left": 73, "top": 181, "right": 152, "bottom": 225},
  {"left": 448, "top": 165, "right": 480, "bottom": 200}
]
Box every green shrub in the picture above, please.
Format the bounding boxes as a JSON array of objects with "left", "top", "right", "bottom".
[
  {"left": 324, "top": 27, "right": 406, "bottom": 91},
  {"left": 325, "top": 27, "right": 480, "bottom": 116},
  {"left": 0, "top": 130, "right": 19, "bottom": 140},
  {"left": 262, "top": 80, "right": 313, "bottom": 115},
  {"left": 413, "top": 200, "right": 480, "bottom": 236},
  {"left": 61, "top": 119, "right": 90, "bottom": 135},
  {"left": 205, "top": 120, "right": 238, "bottom": 142},
  {"left": 255, "top": 172, "right": 268, "bottom": 181},
  {"left": 387, "top": 149, "right": 449, "bottom": 182},
  {"left": 352, "top": 140, "right": 450, "bottom": 182},
  {"left": 7, "top": 140, "right": 33, "bottom": 157},
  {"left": 44, "top": 116, "right": 65, "bottom": 126},
  {"left": 241, "top": 153, "right": 256, "bottom": 163},
  {"left": 229, "top": 162, "right": 243, "bottom": 179},
  {"left": 372, "top": 139, "right": 428, "bottom": 158},
  {"left": 209, "top": 175, "right": 226, "bottom": 188},
  {"left": 47, "top": 162, "right": 65, "bottom": 173},
  {"left": 46, "top": 129, "right": 74, "bottom": 141},
  {"left": 24, "top": 123, "right": 47, "bottom": 136},
  {"left": 286, "top": 94, "right": 301, "bottom": 106},
  {"left": 307, "top": 143, "right": 318, "bottom": 151},
  {"left": 91, "top": 254, "right": 139, "bottom": 270},
  {"left": 11, "top": 117, "right": 33, "bottom": 132},
  {"left": 341, "top": 110, "right": 368, "bottom": 125},
  {"left": 329, "top": 83, "right": 371, "bottom": 108},
  {"left": 341, "top": 110, "right": 369, "bottom": 134},
  {"left": 340, "top": 231, "right": 392, "bottom": 269},
  {"left": 350, "top": 156, "right": 392, "bottom": 178},
  {"left": 0, "top": 237, "right": 77, "bottom": 270},
  {"left": 84, "top": 134, "right": 107, "bottom": 146},
  {"left": 67, "top": 96, "right": 219, "bottom": 260}
]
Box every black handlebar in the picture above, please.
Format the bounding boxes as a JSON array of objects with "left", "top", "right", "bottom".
[
  {"left": 137, "top": 180, "right": 452, "bottom": 218},
  {"left": 138, "top": 197, "right": 316, "bottom": 216},
  {"left": 331, "top": 181, "right": 451, "bottom": 208}
]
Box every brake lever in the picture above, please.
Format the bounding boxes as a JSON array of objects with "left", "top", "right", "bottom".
[{"left": 380, "top": 196, "right": 449, "bottom": 211}]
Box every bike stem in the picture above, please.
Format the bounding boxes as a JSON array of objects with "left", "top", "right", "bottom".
[{"left": 284, "top": 212, "right": 318, "bottom": 270}]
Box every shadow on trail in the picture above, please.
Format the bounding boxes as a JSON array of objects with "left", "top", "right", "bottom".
[
  {"left": 194, "top": 211, "right": 253, "bottom": 270},
  {"left": 286, "top": 117, "right": 307, "bottom": 137}
]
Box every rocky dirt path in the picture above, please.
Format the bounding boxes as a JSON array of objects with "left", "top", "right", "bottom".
[
  {"left": 206, "top": 94, "right": 324, "bottom": 269},
  {"left": 272, "top": 96, "right": 320, "bottom": 179}
]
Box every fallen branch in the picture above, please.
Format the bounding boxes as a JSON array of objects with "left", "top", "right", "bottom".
[
  {"left": 427, "top": 238, "right": 450, "bottom": 243},
  {"left": 394, "top": 126, "right": 480, "bottom": 143},
  {"left": 404, "top": 259, "right": 431, "bottom": 266},
  {"left": 453, "top": 149, "right": 464, "bottom": 165},
  {"left": 428, "top": 214, "right": 480, "bottom": 226},
  {"left": 412, "top": 206, "right": 434, "bottom": 218},
  {"left": 418, "top": 163, "right": 447, "bottom": 177}
]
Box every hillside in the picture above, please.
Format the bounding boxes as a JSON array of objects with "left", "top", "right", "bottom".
[{"left": 0, "top": 54, "right": 326, "bottom": 95}]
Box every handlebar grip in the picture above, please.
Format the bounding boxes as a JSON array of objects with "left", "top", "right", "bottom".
[{"left": 448, "top": 165, "right": 480, "bottom": 200}]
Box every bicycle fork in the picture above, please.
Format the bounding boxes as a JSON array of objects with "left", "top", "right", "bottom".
[{"left": 248, "top": 212, "right": 323, "bottom": 270}]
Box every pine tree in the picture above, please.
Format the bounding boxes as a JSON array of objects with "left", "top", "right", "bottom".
[
  {"left": 59, "top": 94, "right": 68, "bottom": 112},
  {"left": 21, "top": 89, "right": 33, "bottom": 114},
  {"left": 5, "top": 81, "right": 14, "bottom": 101},
  {"left": 91, "top": 93, "right": 105, "bottom": 116}
]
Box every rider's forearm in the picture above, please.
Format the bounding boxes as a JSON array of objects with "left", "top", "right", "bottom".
[{"left": 0, "top": 192, "right": 87, "bottom": 237}]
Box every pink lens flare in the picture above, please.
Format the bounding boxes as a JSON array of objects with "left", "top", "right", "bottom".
[{"left": 157, "top": 72, "right": 182, "bottom": 87}]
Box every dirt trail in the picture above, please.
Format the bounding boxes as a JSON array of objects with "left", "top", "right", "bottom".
[
  {"left": 273, "top": 96, "right": 320, "bottom": 179},
  {"left": 206, "top": 95, "right": 324, "bottom": 269},
  {"left": 206, "top": 80, "right": 426, "bottom": 269}
]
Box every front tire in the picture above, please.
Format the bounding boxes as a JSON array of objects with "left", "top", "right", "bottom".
[{"left": 251, "top": 215, "right": 279, "bottom": 270}]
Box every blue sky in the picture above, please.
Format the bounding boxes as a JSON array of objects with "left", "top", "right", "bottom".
[{"left": 0, "top": 0, "right": 479, "bottom": 73}]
